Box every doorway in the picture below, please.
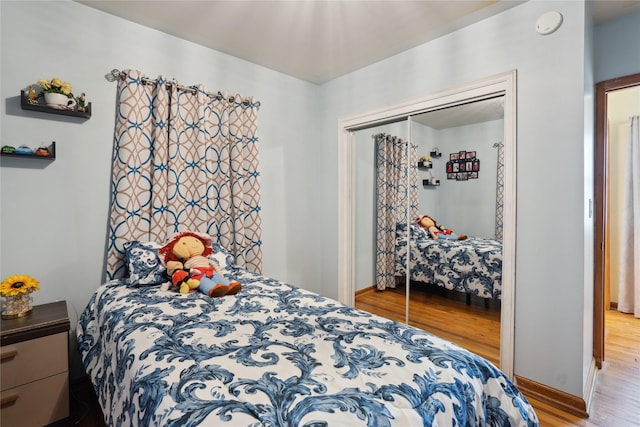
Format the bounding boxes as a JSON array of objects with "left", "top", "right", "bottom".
[{"left": 593, "top": 72, "right": 640, "bottom": 368}]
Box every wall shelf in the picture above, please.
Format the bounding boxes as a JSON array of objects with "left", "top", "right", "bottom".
[
  {"left": 430, "top": 151, "right": 442, "bottom": 158},
  {"left": 20, "top": 90, "right": 91, "bottom": 119},
  {"left": 1, "top": 142, "right": 56, "bottom": 160},
  {"left": 423, "top": 179, "right": 440, "bottom": 187},
  {"left": 417, "top": 160, "right": 432, "bottom": 169}
]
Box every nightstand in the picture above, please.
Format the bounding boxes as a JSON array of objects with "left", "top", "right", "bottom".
[{"left": 1, "top": 301, "right": 70, "bottom": 427}]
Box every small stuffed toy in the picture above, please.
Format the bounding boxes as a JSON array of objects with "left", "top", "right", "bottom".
[
  {"left": 158, "top": 231, "right": 241, "bottom": 297},
  {"left": 416, "top": 215, "right": 467, "bottom": 241},
  {"left": 164, "top": 268, "right": 200, "bottom": 294}
]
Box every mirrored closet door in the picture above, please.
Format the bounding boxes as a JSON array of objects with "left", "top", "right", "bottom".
[
  {"left": 406, "top": 98, "right": 505, "bottom": 367},
  {"left": 352, "top": 100, "right": 506, "bottom": 360},
  {"left": 344, "top": 71, "right": 516, "bottom": 376}
]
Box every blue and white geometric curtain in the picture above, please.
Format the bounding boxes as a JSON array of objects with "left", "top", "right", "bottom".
[
  {"left": 375, "top": 133, "right": 417, "bottom": 290},
  {"left": 105, "top": 69, "right": 262, "bottom": 280}
]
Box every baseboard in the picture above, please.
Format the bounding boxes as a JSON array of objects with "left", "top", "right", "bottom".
[
  {"left": 515, "top": 375, "right": 589, "bottom": 418},
  {"left": 583, "top": 358, "right": 598, "bottom": 414},
  {"left": 355, "top": 285, "right": 376, "bottom": 296}
]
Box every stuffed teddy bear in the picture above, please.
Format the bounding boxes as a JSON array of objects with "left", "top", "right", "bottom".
[
  {"left": 158, "top": 231, "right": 241, "bottom": 297},
  {"left": 416, "top": 215, "right": 467, "bottom": 241}
]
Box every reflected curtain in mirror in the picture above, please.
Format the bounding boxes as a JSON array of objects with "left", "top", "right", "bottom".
[
  {"left": 494, "top": 142, "right": 505, "bottom": 240},
  {"left": 375, "top": 133, "right": 417, "bottom": 290}
]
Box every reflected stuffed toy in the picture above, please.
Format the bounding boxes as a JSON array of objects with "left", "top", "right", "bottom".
[
  {"left": 416, "top": 215, "right": 467, "bottom": 241},
  {"left": 159, "top": 231, "right": 241, "bottom": 297}
]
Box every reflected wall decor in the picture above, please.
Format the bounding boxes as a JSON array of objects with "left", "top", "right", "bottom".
[{"left": 446, "top": 150, "right": 480, "bottom": 180}]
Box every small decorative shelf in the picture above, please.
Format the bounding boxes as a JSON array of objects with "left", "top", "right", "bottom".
[
  {"left": 417, "top": 161, "right": 432, "bottom": 169},
  {"left": 20, "top": 90, "right": 91, "bottom": 119},
  {"left": 429, "top": 151, "right": 442, "bottom": 158},
  {"left": 1, "top": 142, "right": 56, "bottom": 160},
  {"left": 423, "top": 179, "right": 440, "bottom": 187}
]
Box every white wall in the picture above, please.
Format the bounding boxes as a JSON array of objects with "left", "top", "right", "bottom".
[
  {"left": 320, "top": 1, "right": 590, "bottom": 397},
  {"left": 0, "top": 1, "right": 321, "bottom": 378}
]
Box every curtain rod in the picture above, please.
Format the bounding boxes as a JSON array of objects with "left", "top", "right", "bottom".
[{"left": 107, "top": 69, "right": 260, "bottom": 108}]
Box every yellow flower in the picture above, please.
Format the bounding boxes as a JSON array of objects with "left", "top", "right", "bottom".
[
  {"left": 1, "top": 275, "right": 40, "bottom": 297},
  {"left": 37, "top": 79, "right": 51, "bottom": 90},
  {"left": 61, "top": 82, "right": 73, "bottom": 95},
  {"left": 36, "top": 77, "right": 74, "bottom": 98}
]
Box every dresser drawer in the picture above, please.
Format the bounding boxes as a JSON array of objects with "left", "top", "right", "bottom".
[
  {"left": 1, "top": 332, "right": 68, "bottom": 390},
  {"left": 1, "top": 371, "right": 69, "bottom": 427}
]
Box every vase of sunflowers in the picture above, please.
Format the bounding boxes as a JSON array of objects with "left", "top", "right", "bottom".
[{"left": 1, "top": 275, "right": 39, "bottom": 319}]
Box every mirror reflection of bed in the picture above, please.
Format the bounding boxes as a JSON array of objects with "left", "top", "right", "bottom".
[{"left": 354, "top": 96, "right": 505, "bottom": 368}]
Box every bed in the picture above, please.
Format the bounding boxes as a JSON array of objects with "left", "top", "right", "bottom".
[
  {"left": 77, "top": 241, "right": 536, "bottom": 426},
  {"left": 395, "top": 223, "right": 503, "bottom": 300}
]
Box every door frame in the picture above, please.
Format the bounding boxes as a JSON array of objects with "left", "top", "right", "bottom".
[
  {"left": 338, "top": 70, "right": 517, "bottom": 378},
  {"left": 593, "top": 72, "right": 640, "bottom": 368}
]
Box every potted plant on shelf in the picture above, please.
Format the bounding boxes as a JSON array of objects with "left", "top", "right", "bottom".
[{"left": 37, "top": 77, "right": 77, "bottom": 110}]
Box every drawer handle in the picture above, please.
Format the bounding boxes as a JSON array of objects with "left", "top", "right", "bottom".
[
  {"left": 0, "top": 394, "right": 18, "bottom": 408},
  {"left": 0, "top": 349, "right": 17, "bottom": 361}
]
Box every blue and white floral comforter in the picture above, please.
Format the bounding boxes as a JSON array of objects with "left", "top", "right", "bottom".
[
  {"left": 77, "top": 268, "right": 536, "bottom": 426},
  {"left": 396, "top": 223, "right": 503, "bottom": 300}
]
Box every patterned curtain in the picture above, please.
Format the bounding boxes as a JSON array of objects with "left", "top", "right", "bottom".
[
  {"left": 494, "top": 142, "right": 504, "bottom": 240},
  {"left": 105, "top": 69, "right": 262, "bottom": 280},
  {"left": 375, "top": 133, "right": 417, "bottom": 290}
]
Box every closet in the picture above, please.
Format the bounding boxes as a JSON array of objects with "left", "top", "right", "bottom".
[{"left": 339, "top": 71, "right": 517, "bottom": 376}]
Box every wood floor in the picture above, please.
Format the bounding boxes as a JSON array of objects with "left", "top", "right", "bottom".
[{"left": 356, "top": 283, "right": 640, "bottom": 427}]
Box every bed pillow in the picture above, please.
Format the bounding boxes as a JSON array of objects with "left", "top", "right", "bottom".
[
  {"left": 411, "top": 223, "right": 431, "bottom": 239},
  {"left": 210, "top": 242, "right": 235, "bottom": 271},
  {"left": 124, "top": 241, "right": 167, "bottom": 286}
]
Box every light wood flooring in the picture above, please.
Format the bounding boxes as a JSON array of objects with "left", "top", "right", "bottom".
[{"left": 355, "top": 282, "right": 640, "bottom": 427}]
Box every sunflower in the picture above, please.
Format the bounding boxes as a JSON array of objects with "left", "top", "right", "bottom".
[{"left": 1, "top": 275, "right": 40, "bottom": 297}]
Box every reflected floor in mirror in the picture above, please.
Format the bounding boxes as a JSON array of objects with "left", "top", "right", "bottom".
[{"left": 355, "top": 281, "right": 501, "bottom": 366}]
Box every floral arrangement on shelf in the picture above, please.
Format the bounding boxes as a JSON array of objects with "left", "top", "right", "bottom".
[
  {"left": 37, "top": 77, "right": 73, "bottom": 98},
  {"left": 1, "top": 274, "right": 40, "bottom": 297}
]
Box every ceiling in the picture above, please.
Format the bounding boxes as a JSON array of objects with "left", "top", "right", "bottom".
[
  {"left": 76, "top": 0, "right": 640, "bottom": 85},
  {"left": 77, "top": 0, "right": 515, "bottom": 84},
  {"left": 75, "top": 0, "right": 639, "bottom": 129},
  {"left": 412, "top": 96, "right": 505, "bottom": 129}
]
